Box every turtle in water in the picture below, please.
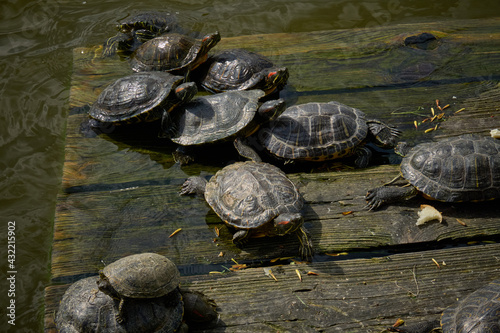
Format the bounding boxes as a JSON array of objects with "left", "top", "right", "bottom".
[
  {"left": 130, "top": 31, "right": 221, "bottom": 74},
  {"left": 256, "top": 101, "right": 401, "bottom": 167},
  {"left": 180, "top": 161, "right": 313, "bottom": 260},
  {"left": 88, "top": 72, "right": 197, "bottom": 128},
  {"left": 197, "top": 48, "right": 289, "bottom": 95},
  {"left": 387, "top": 279, "right": 500, "bottom": 332},
  {"left": 102, "top": 12, "right": 180, "bottom": 57},
  {"left": 365, "top": 134, "right": 500, "bottom": 210},
  {"left": 97, "top": 253, "right": 181, "bottom": 323},
  {"left": 55, "top": 276, "right": 186, "bottom": 332},
  {"left": 160, "top": 89, "right": 286, "bottom": 164}
]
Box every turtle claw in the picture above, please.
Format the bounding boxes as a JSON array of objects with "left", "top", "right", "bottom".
[
  {"left": 180, "top": 177, "right": 207, "bottom": 196},
  {"left": 364, "top": 188, "right": 386, "bottom": 211}
]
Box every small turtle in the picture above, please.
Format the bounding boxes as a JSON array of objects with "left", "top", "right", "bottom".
[
  {"left": 388, "top": 279, "right": 500, "bottom": 333},
  {"left": 161, "top": 89, "right": 286, "bottom": 164},
  {"left": 130, "top": 31, "right": 221, "bottom": 73},
  {"left": 56, "top": 276, "right": 186, "bottom": 333},
  {"left": 102, "top": 12, "right": 180, "bottom": 57},
  {"left": 197, "top": 48, "right": 289, "bottom": 95},
  {"left": 180, "top": 161, "right": 313, "bottom": 260},
  {"left": 256, "top": 101, "right": 401, "bottom": 167},
  {"left": 181, "top": 290, "right": 219, "bottom": 328},
  {"left": 88, "top": 72, "right": 197, "bottom": 126},
  {"left": 97, "top": 253, "right": 181, "bottom": 323},
  {"left": 365, "top": 134, "right": 500, "bottom": 210}
]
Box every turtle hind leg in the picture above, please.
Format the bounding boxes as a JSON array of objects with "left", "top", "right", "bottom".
[
  {"left": 366, "top": 119, "right": 401, "bottom": 148},
  {"left": 234, "top": 137, "right": 262, "bottom": 162},
  {"left": 353, "top": 146, "right": 373, "bottom": 168},
  {"left": 364, "top": 185, "right": 418, "bottom": 210},
  {"left": 115, "top": 298, "right": 126, "bottom": 323},
  {"left": 232, "top": 230, "right": 250, "bottom": 247}
]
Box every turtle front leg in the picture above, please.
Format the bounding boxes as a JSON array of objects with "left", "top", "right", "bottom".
[
  {"left": 296, "top": 227, "right": 313, "bottom": 261},
  {"left": 353, "top": 146, "right": 373, "bottom": 168},
  {"left": 116, "top": 297, "right": 126, "bottom": 323},
  {"left": 234, "top": 137, "right": 262, "bottom": 162},
  {"left": 232, "top": 229, "right": 250, "bottom": 247},
  {"left": 366, "top": 119, "right": 402, "bottom": 148},
  {"left": 365, "top": 185, "right": 418, "bottom": 210}
]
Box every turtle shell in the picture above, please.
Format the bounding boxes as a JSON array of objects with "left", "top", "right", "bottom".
[
  {"left": 204, "top": 161, "right": 303, "bottom": 229},
  {"left": 130, "top": 32, "right": 220, "bottom": 73},
  {"left": 258, "top": 101, "right": 368, "bottom": 161},
  {"left": 199, "top": 48, "right": 288, "bottom": 93},
  {"left": 89, "top": 72, "right": 186, "bottom": 124},
  {"left": 118, "top": 12, "right": 178, "bottom": 35},
  {"left": 56, "top": 276, "right": 184, "bottom": 333},
  {"left": 101, "top": 253, "right": 180, "bottom": 299},
  {"left": 440, "top": 279, "right": 500, "bottom": 332},
  {"left": 400, "top": 134, "right": 500, "bottom": 202},
  {"left": 166, "top": 89, "right": 266, "bottom": 145}
]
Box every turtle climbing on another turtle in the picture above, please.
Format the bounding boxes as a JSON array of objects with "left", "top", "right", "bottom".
[
  {"left": 55, "top": 276, "right": 186, "bottom": 332},
  {"left": 387, "top": 279, "right": 500, "bottom": 333},
  {"left": 87, "top": 72, "right": 197, "bottom": 129},
  {"left": 256, "top": 101, "right": 401, "bottom": 167},
  {"left": 365, "top": 134, "right": 500, "bottom": 210},
  {"left": 130, "top": 31, "right": 221, "bottom": 74},
  {"left": 160, "top": 89, "right": 286, "bottom": 164},
  {"left": 197, "top": 48, "right": 289, "bottom": 95},
  {"left": 180, "top": 161, "right": 313, "bottom": 261},
  {"left": 97, "top": 253, "right": 182, "bottom": 323},
  {"left": 102, "top": 12, "right": 180, "bottom": 57}
]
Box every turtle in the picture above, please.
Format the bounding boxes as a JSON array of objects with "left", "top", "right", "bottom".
[
  {"left": 97, "top": 253, "right": 181, "bottom": 323},
  {"left": 160, "top": 89, "right": 286, "bottom": 164},
  {"left": 197, "top": 48, "right": 289, "bottom": 95},
  {"left": 256, "top": 101, "right": 401, "bottom": 167},
  {"left": 88, "top": 72, "right": 197, "bottom": 126},
  {"left": 102, "top": 12, "right": 180, "bottom": 57},
  {"left": 180, "top": 161, "right": 313, "bottom": 260},
  {"left": 387, "top": 279, "right": 500, "bottom": 333},
  {"left": 130, "top": 31, "right": 221, "bottom": 73},
  {"left": 180, "top": 290, "right": 219, "bottom": 328},
  {"left": 365, "top": 134, "right": 500, "bottom": 210},
  {"left": 55, "top": 276, "right": 186, "bottom": 333}
]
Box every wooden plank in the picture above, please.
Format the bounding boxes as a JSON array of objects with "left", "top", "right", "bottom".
[
  {"left": 45, "top": 243, "right": 500, "bottom": 332},
  {"left": 46, "top": 17, "right": 500, "bottom": 332}
]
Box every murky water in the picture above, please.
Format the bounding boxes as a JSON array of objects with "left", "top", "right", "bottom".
[{"left": 1, "top": 0, "right": 499, "bottom": 331}]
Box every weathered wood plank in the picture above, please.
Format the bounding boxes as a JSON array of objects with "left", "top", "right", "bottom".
[{"left": 45, "top": 243, "right": 500, "bottom": 332}]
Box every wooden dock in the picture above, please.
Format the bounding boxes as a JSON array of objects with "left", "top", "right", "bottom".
[{"left": 45, "top": 17, "right": 500, "bottom": 332}]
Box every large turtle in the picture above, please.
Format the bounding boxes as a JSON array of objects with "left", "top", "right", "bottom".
[
  {"left": 97, "top": 253, "right": 181, "bottom": 323},
  {"left": 387, "top": 279, "right": 500, "bottom": 333},
  {"left": 160, "top": 89, "right": 286, "bottom": 164},
  {"left": 130, "top": 31, "right": 221, "bottom": 73},
  {"left": 197, "top": 48, "right": 289, "bottom": 95},
  {"left": 102, "top": 12, "right": 180, "bottom": 57},
  {"left": 88, "top": 72, "right": 197, "bottom": 126},
  {"left": 256, "top": 101, "right": 401, "bottom": 167},
  {"left": 55, "top": 276, "right": 186, "bottom": 333},
  {"left": 365, "top": 134, "right": 500, "bottom": 210},
  {"left": 180, "top": 161, "right": 313, "bottom": 260}
]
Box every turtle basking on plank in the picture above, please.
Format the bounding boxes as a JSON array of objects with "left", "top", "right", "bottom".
[{"left": 365, "top": 134, "right": 500, "bottom": 210}]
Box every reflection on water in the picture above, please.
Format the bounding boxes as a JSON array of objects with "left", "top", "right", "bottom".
[{"left": 1, "top": 0, "right": 499, "bottom": 331}]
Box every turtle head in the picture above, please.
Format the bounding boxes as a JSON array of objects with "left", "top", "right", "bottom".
[
  {"left": 257, "top": 98, "right": 286, "bottom": 122},
  {"left": 200, "top": 31, "right": 221, "bottom": 53},
  {"left": 273, "top": 213, "right": 303, "bottom": 236},
  {"left": 263, "top": 67, "right": 289, "bottom": 93},
  {"left": 394, "top": 142, "right": 411, "bottom": 157},
  {"left": 97, "top": 271, "right": 119, "bottom": 299},
  {"left": 174, "top": 82, "right": 198, "bottom": 104}
]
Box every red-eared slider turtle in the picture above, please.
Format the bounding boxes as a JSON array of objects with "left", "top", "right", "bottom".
[
  {"left": 387, "top": 279, "right": 500, "bottom": 333},
  {"left": 365, "top": 134, "right": 500, "bottom": 210},
  {"left": 130, "top": 31, "right": 221, "bottom": 73},
  {"left": 88, "top": 72, "right": 197, "bottom": 126},
  {"left": 181, "top": 290, "right": 219, "bottom": 329},
  {"left": 97, "top": 253, "right": 181, "bottom": 323},
  {"left": 161, "top": 89, "right": 286, "bottom": 164},
  {"left": 180, "top": 161, "right": 313, "bottom": 260},
  {"left": 55, "top": 276, "right": 185, "bottom": 333},
  {"left": 257, "top": 101, "right": 401, "bottom": 167},
  {"left": 197, "top": 48, "right": 289, "bottom": 95},
  {"left": 102, "top": 12, "right": 180, "bottom": 57}
]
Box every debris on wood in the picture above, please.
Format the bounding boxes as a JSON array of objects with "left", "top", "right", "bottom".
[
  {"left": 295, "top": 269, "right": 302, "bottom": 282},
  {"left": 169, "top": 228, "right": 182, "bottom": 238},
  {"left": 416, "top": 204, "right": 443, "bottom": 225},
  {"left": 456, "top": 218, "right": 467, "bottom": 226},
  {"left": 263, "top": 267, "right": 278, "bottom": 281},
  {"left": 491, "top": 128, "right": 500, "bottom": 139},
  {"left": 431, "top": 258, "right": 441, "bottom": 269}
]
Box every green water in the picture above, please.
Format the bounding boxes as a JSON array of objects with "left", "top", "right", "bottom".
[{"left": 1, "top": 0, "right": 500, "bottom": 331}]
